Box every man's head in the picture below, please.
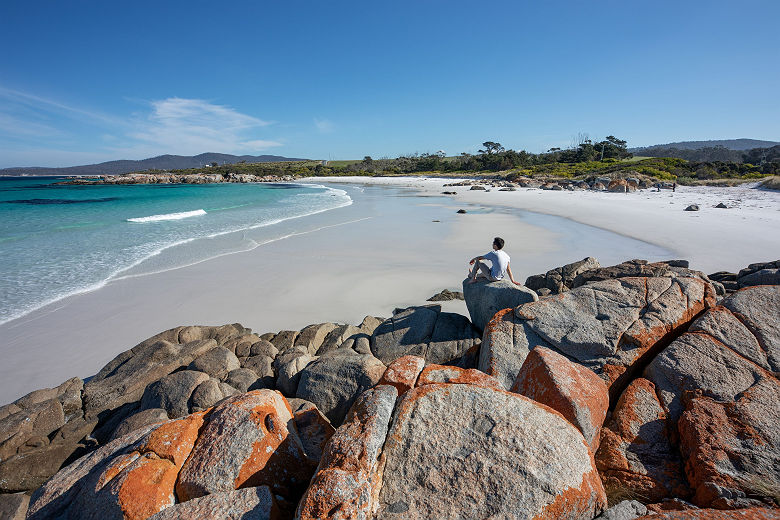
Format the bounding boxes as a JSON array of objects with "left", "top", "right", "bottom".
[{"left": 492, "top": 237, "right": 505, "bottom": 250}]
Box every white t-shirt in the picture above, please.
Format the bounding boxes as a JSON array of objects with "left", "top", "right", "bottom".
[{"left": 484, "top": 250, "right": 510, "bottom": 280}]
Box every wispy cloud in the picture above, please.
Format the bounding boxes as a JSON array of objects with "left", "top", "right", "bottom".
[
  {"left": 0, "top": 85, "right": 123, "bottom": 128},
  {"left": 0, "top": 87, "right": 284, "bottom": 166},
  {"left": 123, "top": 97, "right": 282, "bottom": 156},
  {"left": 314, "top": 118, "right": 335, "bottom": 134}
]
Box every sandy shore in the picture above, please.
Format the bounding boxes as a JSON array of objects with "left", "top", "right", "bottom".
[{"left": 1, "top": 178, "right": 777, "bottom": 403}]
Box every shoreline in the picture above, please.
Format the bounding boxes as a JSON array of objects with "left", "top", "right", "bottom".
[{"left": 1, "top": 177, "right": 778, "bottom": 403}]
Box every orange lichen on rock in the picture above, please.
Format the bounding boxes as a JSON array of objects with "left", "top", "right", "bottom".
[
  {"left": 678, "top": 380, "right": 780, "bottom": 509},
  {"left": 417, "top": 364, "right": 503, "bottom": 391},
  {"left": 139, "top": 411, "right": 205, "bottom": 467},
  {"left": 296, "top": 385, "right": 397, "bottom": 519},
  {"left": 115, "top": 456, "right": 178, "bottom": 520},
  {"left": 512, "top": 346, "right": 609, "bottom": 452},
  {"left": 533, "top": 466, "right": 607, "bottom": 520},
  {"left": 595, "top": 378, "right": 689, "bottom": 503},
  {"left": 378, "top": 355, "right": 425, "bottom": 395}
]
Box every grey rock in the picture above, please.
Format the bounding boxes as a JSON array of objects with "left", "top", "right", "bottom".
[
  {"left": 0, "top": 399, "right": 65, "bottom": 461},
  {"left": 358, "top": 315, "right": 384, "bottom": 335},
  {"left": 738, "top": 268, "right": 780, "bottom": 288},
  {"left": 426, "top": 289, "right": 465, "bottom": 302},
  {"left": 685, "top": 204, "right": 699, "bottom": 211},
  {"left": 296, "top": 351, "right": 385, "bottom": 426},
  {"left": 295, "top": 323, "right": 338, "bottom": 354},
  {"left": 462, "top": 277, "right": 538, "bottom": 331},
  {"left": 110, "top": 408, "right": 168, "bottom": 441},
  {"left": 276, "top": 354, "right": 316, "bottom": 397},
  {"left": 148, "top": 486, "right": 278, "bottom": 519},
  {"left": 26, "top": 424, "right": 156, "bottom": 519},
  {"left": 249, "top": 339, "right": 279, "bottom": 358},
  {"left": 188, "top": 346, "right": 240, "bottom": 380},
  {"left": 645, "top": 284, "right": 779, "bottom": 421},
  {"left": 189, "top": 379, "right": 225, "bottom": 412},
  {"left": 376, "top": 384, "right": 606, "bottom": 519},
  {"left": 317, "top": 325, "right": 361, "bottom": 355},
  {"left": 270, "top": 330, "right": 299, "bottom": 353},
  {"left": 224, "top": 368, "right": 259, "bottom": 393},
  {"left": 481, "top": 276, "right": 715, "bottom": 394},
  {"left": 370, "top": 305, "right": 480, "bottom": 366},
  {"left": 241, "top": 355, "right": 275, "bottom": 388},
  {"left": 296, "top": 385, "right": 398, "bottom": 519},
  {"left": 525, "top": 256, "right": 601, "bottom": 295},
  {"left": 140, "top": 370, "right": 210, "bottom": 419},
  {"left": 0, "top": 493, "right": 29, "bottom": 520},
  {"left": 83, "top": 337, "right": 217, "bottom": 418},
  {"left": 177, "top": 390, "right": 312, "bottom": 501},
  {"left": 595, "top": 500, "right": 647, "bottom": 520},
  {"left": 1, "top": 442, "right": 87, "bottom": 493}
]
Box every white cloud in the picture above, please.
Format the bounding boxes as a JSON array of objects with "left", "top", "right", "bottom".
[
  {"left": 314, "top": 118, "right": 335, "bottom": 133},
  {"left": 125, "top": 97, "right": 281, "bottom": 156}
]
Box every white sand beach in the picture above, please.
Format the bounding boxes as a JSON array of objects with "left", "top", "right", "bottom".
[{"left": 1, "top": 178, "right": 778, "bottom": 404}]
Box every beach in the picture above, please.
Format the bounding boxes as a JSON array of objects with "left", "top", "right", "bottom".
[{"left": 1, "top": 178, "right": 778, "bottom": 404}]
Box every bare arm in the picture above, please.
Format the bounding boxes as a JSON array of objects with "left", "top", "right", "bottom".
[
  {"left": 507, "top": 264, "right": 522, "bottom": 285},
  {"left": 469, "top": 255, "right": 484, "bottom": 265}
]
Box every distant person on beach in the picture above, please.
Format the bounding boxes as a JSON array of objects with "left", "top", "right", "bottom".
[{"left": 467, "top": 237, "right": 522, "bottom": 285}]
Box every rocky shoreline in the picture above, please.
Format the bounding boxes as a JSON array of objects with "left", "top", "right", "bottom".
[
  {"left": 61, "top": 172, "right": 298, "bottom": 185},
  {"left": 0, "top": 258, "right": 778, "bottom": 519}
]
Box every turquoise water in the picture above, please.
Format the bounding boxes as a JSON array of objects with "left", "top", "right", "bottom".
[{"left": 0, "top": 177, "right": 351, "bottom": 324}]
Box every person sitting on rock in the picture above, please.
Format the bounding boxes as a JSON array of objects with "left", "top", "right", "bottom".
[{"left": 467, "top": 237, "right": 522, "bottom": 285}]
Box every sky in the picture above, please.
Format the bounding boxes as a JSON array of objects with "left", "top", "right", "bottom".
[{"left": 1, "top": 0, "right": 779, "bottom": 168}]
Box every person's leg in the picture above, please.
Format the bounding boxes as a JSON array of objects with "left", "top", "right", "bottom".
[{"left": 469, "top": 261, "right": 492, "bottom": 282}]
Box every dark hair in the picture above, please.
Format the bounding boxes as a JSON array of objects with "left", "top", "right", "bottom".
[{"left": 493, "top": 237, "right": 505, "bottom": 249}]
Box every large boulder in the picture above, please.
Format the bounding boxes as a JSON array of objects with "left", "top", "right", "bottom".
[
  {"left": 571, "top": 259, "right": 723, "bottom": 295},
  {"left": 177, "top": 390, "right": 312, "bottom": 502},
  {"left": 297, "top": 375, "right": 607, "bottom": 519},
  {"left": 295, "top": 351, "right": 385, "bottom": 425},
  {"left": 147, "top": 486, "right": 279, "bottom": 519},
  {"left": 28, "top": 389, "right": 314, "bottom": 520},
  {"left": 595, "top": 378, "right": 688, "bottom": 503},
  {"left": 139, "top": 370, "right": 210, "bottom": 419},
  {"left": 27, "top": 414, "right": 203, "bottom": 520},
  {"left": 678, "top": 378, "right": 780, "bottom": 509},
  {"left": 82, "top": 338, "right": 217, "bottom": 418},
  {"left": 645, "top": 285, "right": 779, "bottom": 421},
  {"left": 525, "top": 257, "right": 601, "bottom": 295},
  {"left": 377, "top": 355, "right": 426, "bottom": 395},
  {"left": 479, "top": 276, "right": 715, "bottom": 396},
  {"left": 512, "top": 346, "right": 609, "bottom": 452},
  {"left": 737, "top": 260, "right": 780, "bottom": 288},
  {"left": 370, "top": 305, "right": 480, "bottom": 366},
  {"left": 295, "top": 323, "right": 338, "bottom": 355},
  {"left": 296, "top": 385, "right": 398, "bottom": 519},
  {"left": 187, "top": 347, "right": 240, "bottom": 380},
  {"left": 462, "top": 277, "right": 538, "bottom": 331}
]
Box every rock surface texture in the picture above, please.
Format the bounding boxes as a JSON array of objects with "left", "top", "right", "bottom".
[
  {"left": 512, "top": 346, "right": 609, "bottom": 452},
  {"left": 371, "top": 305, "right": 480, "bottom": 366},
  {"left": 26, "top": 390, "right": 316, "bottom": 520},
  {"left": 297, "top": 368, "right": 607, "bottom": 520},
  {"left": 462, "top": 277, "right": 538, "bottom": 331},
  {"left": 644, "top": 285, "right": 780, "bottom": 508},
  {"left": 480, "top": 276, "right": 715, "bottom": 395}
]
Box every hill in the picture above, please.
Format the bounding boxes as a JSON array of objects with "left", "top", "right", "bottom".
[
  {"left": 629, "top": 139, "right": 780, "bottom": 162},
  {"left": 630, "top": 138, "right": 779, "bottom": 152},
  {"left": 0, "top": 153, "right": 308, "bottom": 176}
]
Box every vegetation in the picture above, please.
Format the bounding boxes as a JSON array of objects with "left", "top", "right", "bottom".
[{"left": 127, "top": 136, "right": 780, "bottom": 184}]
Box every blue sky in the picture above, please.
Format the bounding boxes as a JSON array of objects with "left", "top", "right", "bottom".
[{"left": 1, "top": 1, "right": 778, "bottom": 167}]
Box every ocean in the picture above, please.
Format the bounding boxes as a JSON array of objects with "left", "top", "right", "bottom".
[{"left": 0, "top": 177, "right": 352, "bottom": 325}]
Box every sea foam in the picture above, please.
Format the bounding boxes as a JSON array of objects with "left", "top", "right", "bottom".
[{"left": 127, "top": 209, "right": 207, "bottom": 222}]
